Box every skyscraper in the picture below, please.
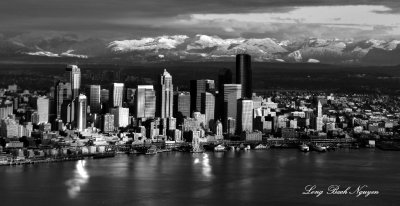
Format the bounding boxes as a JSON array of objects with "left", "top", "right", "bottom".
[
  {"left": 75, "top": 94, "right": 87, "bottom": 131},
  {"left": 110, "top": 107, "right": 129, "bottom": 128},
  {"left": 236, "top": 54, "right": 252, "bottom": 98},
  {"left": 216, "top": 68, "right": 233, "bottom": 120},
  {"left": 174, "top": 91, "right": 191, "bottom": 118},
  {"left": 37, "top": 96, "right": 49, "bottom": 124},
  {"left": 0, "top": 100, "right": 13, "bottom": 120},
  {"left": 315, "top": 101, "right": 324, "bottom": 131},
  {"left": 201, "top": 92, "right": 215, "bottom": 128},
  {"left": 157, "top": 69, "right": 174, "bottom": 118},
  {"left": 100, "top": 89, "right": 109, "bottom": 104},
  {"left": 237, "top": 99, "right": 253, "bottom": 133},
  {"left": 136, "top": 85, "right": 156, "bottom": 118},
  {"left": 87, "top": 85, "right": 101, "bottom": 114},
  {"left": 109, "top": 83, "right": 124, "bottom": 108},
  {"left": 55, "top": 81, "right": 72, "bottom": 119},
  {"left": 223, "top": 84, "right": 242, "bottom": 132},
  {"left": 190, "top": 79, "right": 215, "bottom": 113},
  {"left": 66, "top": 65, "right": 81, "bottom": 99}
]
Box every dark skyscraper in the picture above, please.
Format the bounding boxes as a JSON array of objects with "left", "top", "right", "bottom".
[{"left": 236, "top": 54, "right": 252, "bottom": 98}]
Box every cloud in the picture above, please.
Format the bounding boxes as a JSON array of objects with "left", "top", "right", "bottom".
[{"left": 1, "top": 1, "right": 400, "bottom": 40}]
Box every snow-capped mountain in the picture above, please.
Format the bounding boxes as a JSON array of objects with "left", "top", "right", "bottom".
[{"left": 1, "top": 33, "right": 400, "bottom": 65}]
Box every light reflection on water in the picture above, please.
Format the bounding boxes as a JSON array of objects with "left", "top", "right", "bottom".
[
  {"left": 193, "top": 153, "right": 212, "bottom": 179},
  {"left": 65, "top": 160, "right": 89, "bottom": 199}
]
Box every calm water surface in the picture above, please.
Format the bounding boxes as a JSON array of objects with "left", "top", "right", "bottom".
[{"left": 1, "top": 149, "right": 399, "bottom": 206}]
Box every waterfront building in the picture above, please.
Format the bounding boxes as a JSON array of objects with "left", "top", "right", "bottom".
[
  {"left": 236, "top": 54, "right": 252, "bottom": 98},
  {"left": 66, "top": 65, "right": 81, "bottom": 99},
  {"left": 157, "top": 69, "right": 174, "bottom": 118},
  {"left": 109, "top": 83, "right": 124, "bottom": 108}
]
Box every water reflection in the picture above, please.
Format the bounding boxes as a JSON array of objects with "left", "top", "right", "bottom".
[
  {"left": 193, "top": 153, "right": 212, "bottom": 178},
  {"left": 65, "top": 160, "right": 89, "bottom": 198}
]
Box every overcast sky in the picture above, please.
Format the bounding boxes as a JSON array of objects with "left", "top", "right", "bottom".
[{"left": 1, "top": 0, "right": 400, "bottom": 40}]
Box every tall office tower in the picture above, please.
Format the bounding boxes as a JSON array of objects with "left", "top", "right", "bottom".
[
  {"left": 110, "top": 107, "right": 129, "bottom": 128},
  {"left": 100, "top": 89, "right": 109, "bottom": 103},
  {"left": 37, "top": 96, "right": 49, "bottom": 124},
  {"left": 0, "top": 100, "right": 13, "bottom": 120},
  {"left": 174, "top": 91, "right": 191, "bottom": 117},
  {"left": 223, "top": 84, "right": 242, "bottom": 131},
  {"left": 216, "top": 68, "right": 233, "bottom": 120},
  {"left": 55, "top": 81, "right": 72, "bottom": 119},
  {"left": 136, "top": 85, "right": 156, "bottom": 118},
  {"left": 109, "top": 83, "right": 124, "bottom": 108},
  {"left": 201, "top": 92, "right": 215, "bottom": 128},
  {"left": 102, "top": 113, "right": 114, "bottom": 132},
  {"left": 66, "top": 65, "right": 81, "bottom": 99},
  {"left": 75, "top": 94, "right": 87, "bottom": 131},
  {"left": 236, "top": 54, "right": 252, "bottom": 98},
  {"left": 87, "top": 85, "right": 101, "bottom": 114},
  {"left": 190, "top": 79, "right": 215, "bottom": 113},
  {"left": 237, "top": 99, "right": 253, "bottom": 133},
  {"left": 315, "top": 101, "right": 323, "bottom": 131},
  {"left": 157, "top": 69, "right": 174, "bottom": 118},
  {"left": 317, "top": 101, "right": 322, "bottom": 117}
]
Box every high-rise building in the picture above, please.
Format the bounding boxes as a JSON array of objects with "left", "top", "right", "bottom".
[
  {"left": 37, "top": 96, "right": 49, "bottom": 124},
  {"left": 87, "top": 85, "right": 101, "bottom": 114},
  {"left": 0, "top": 100, "right": 13, "bottom": 120},
  {"left": 109, "top": 83, "right": 124, "bottom": 108},
  {"left": 236, "top": 54, "right": 252, "bottom": 98},
  {"left": 110, "top": 107, "right": 129, "bottom": 128},
  {"left": 317, "top": 101, "right": 322, "bottom": 117},
  {"left": 174, "top": 91, "right": 191, "bottom": 118},
  {"left": 75, "top": 94, "right": 87, "bottom": 131},
  {"left": 66, "top": 65, "right": 81, "bottom": 99},
  {"left": 190, "top": 79, "right": 215, "bottom": 113},
  {"left": 102, "top": 113, "right": 114, "bottom": 133},
  {"left": 55, "top": 81, "right": 72, "bottom": 119},
  {"left": 157, "top": 69, "right": 174, "bottom": 118},
  {"left": 136, "top": 85, "right": 156, "bottom": 118},
  {"left": 100, "top": 89, "right": 109, "bottom": 103},
  {"left": 201, "top": 92, "right": 215, "bottom": 128},
  {"left": 216, "top": 68, "right": 233, "bottom": 120},
  {"left": 223, "top": 84, "right": 242, "bottom": 131},
  {"left": 237, "top": 99, "right": 253, "bottom": 133},
  {"left": 315, "top": 101, "right": 324, "bottom": 131}
]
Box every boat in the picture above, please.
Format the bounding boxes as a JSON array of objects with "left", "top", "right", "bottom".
[
  {"left": 299, "top": 144, "right": 309, "bottom": 152},
  {"left": 145, "top": 145, "right": 158, "bottom": 155},
  {"left": 311, "top": 144, "right": 327, "bottom": 152},
  {"left": 254, "top": 144, "right": 269, "bottom": 150},
  {"left": 93, "top": 152, "right": 115, "bottom": 159},
  {"left": 214, "top": 145, "right": 226, "bottom": 152}
]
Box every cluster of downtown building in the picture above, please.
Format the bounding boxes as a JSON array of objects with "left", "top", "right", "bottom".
[{"left": 1, "top": 54, "right": 399, "bottom": 151}]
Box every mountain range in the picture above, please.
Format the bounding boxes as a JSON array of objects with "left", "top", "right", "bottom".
[{"left": 1, "top": 34, "right": 400, "bottom": 65}]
